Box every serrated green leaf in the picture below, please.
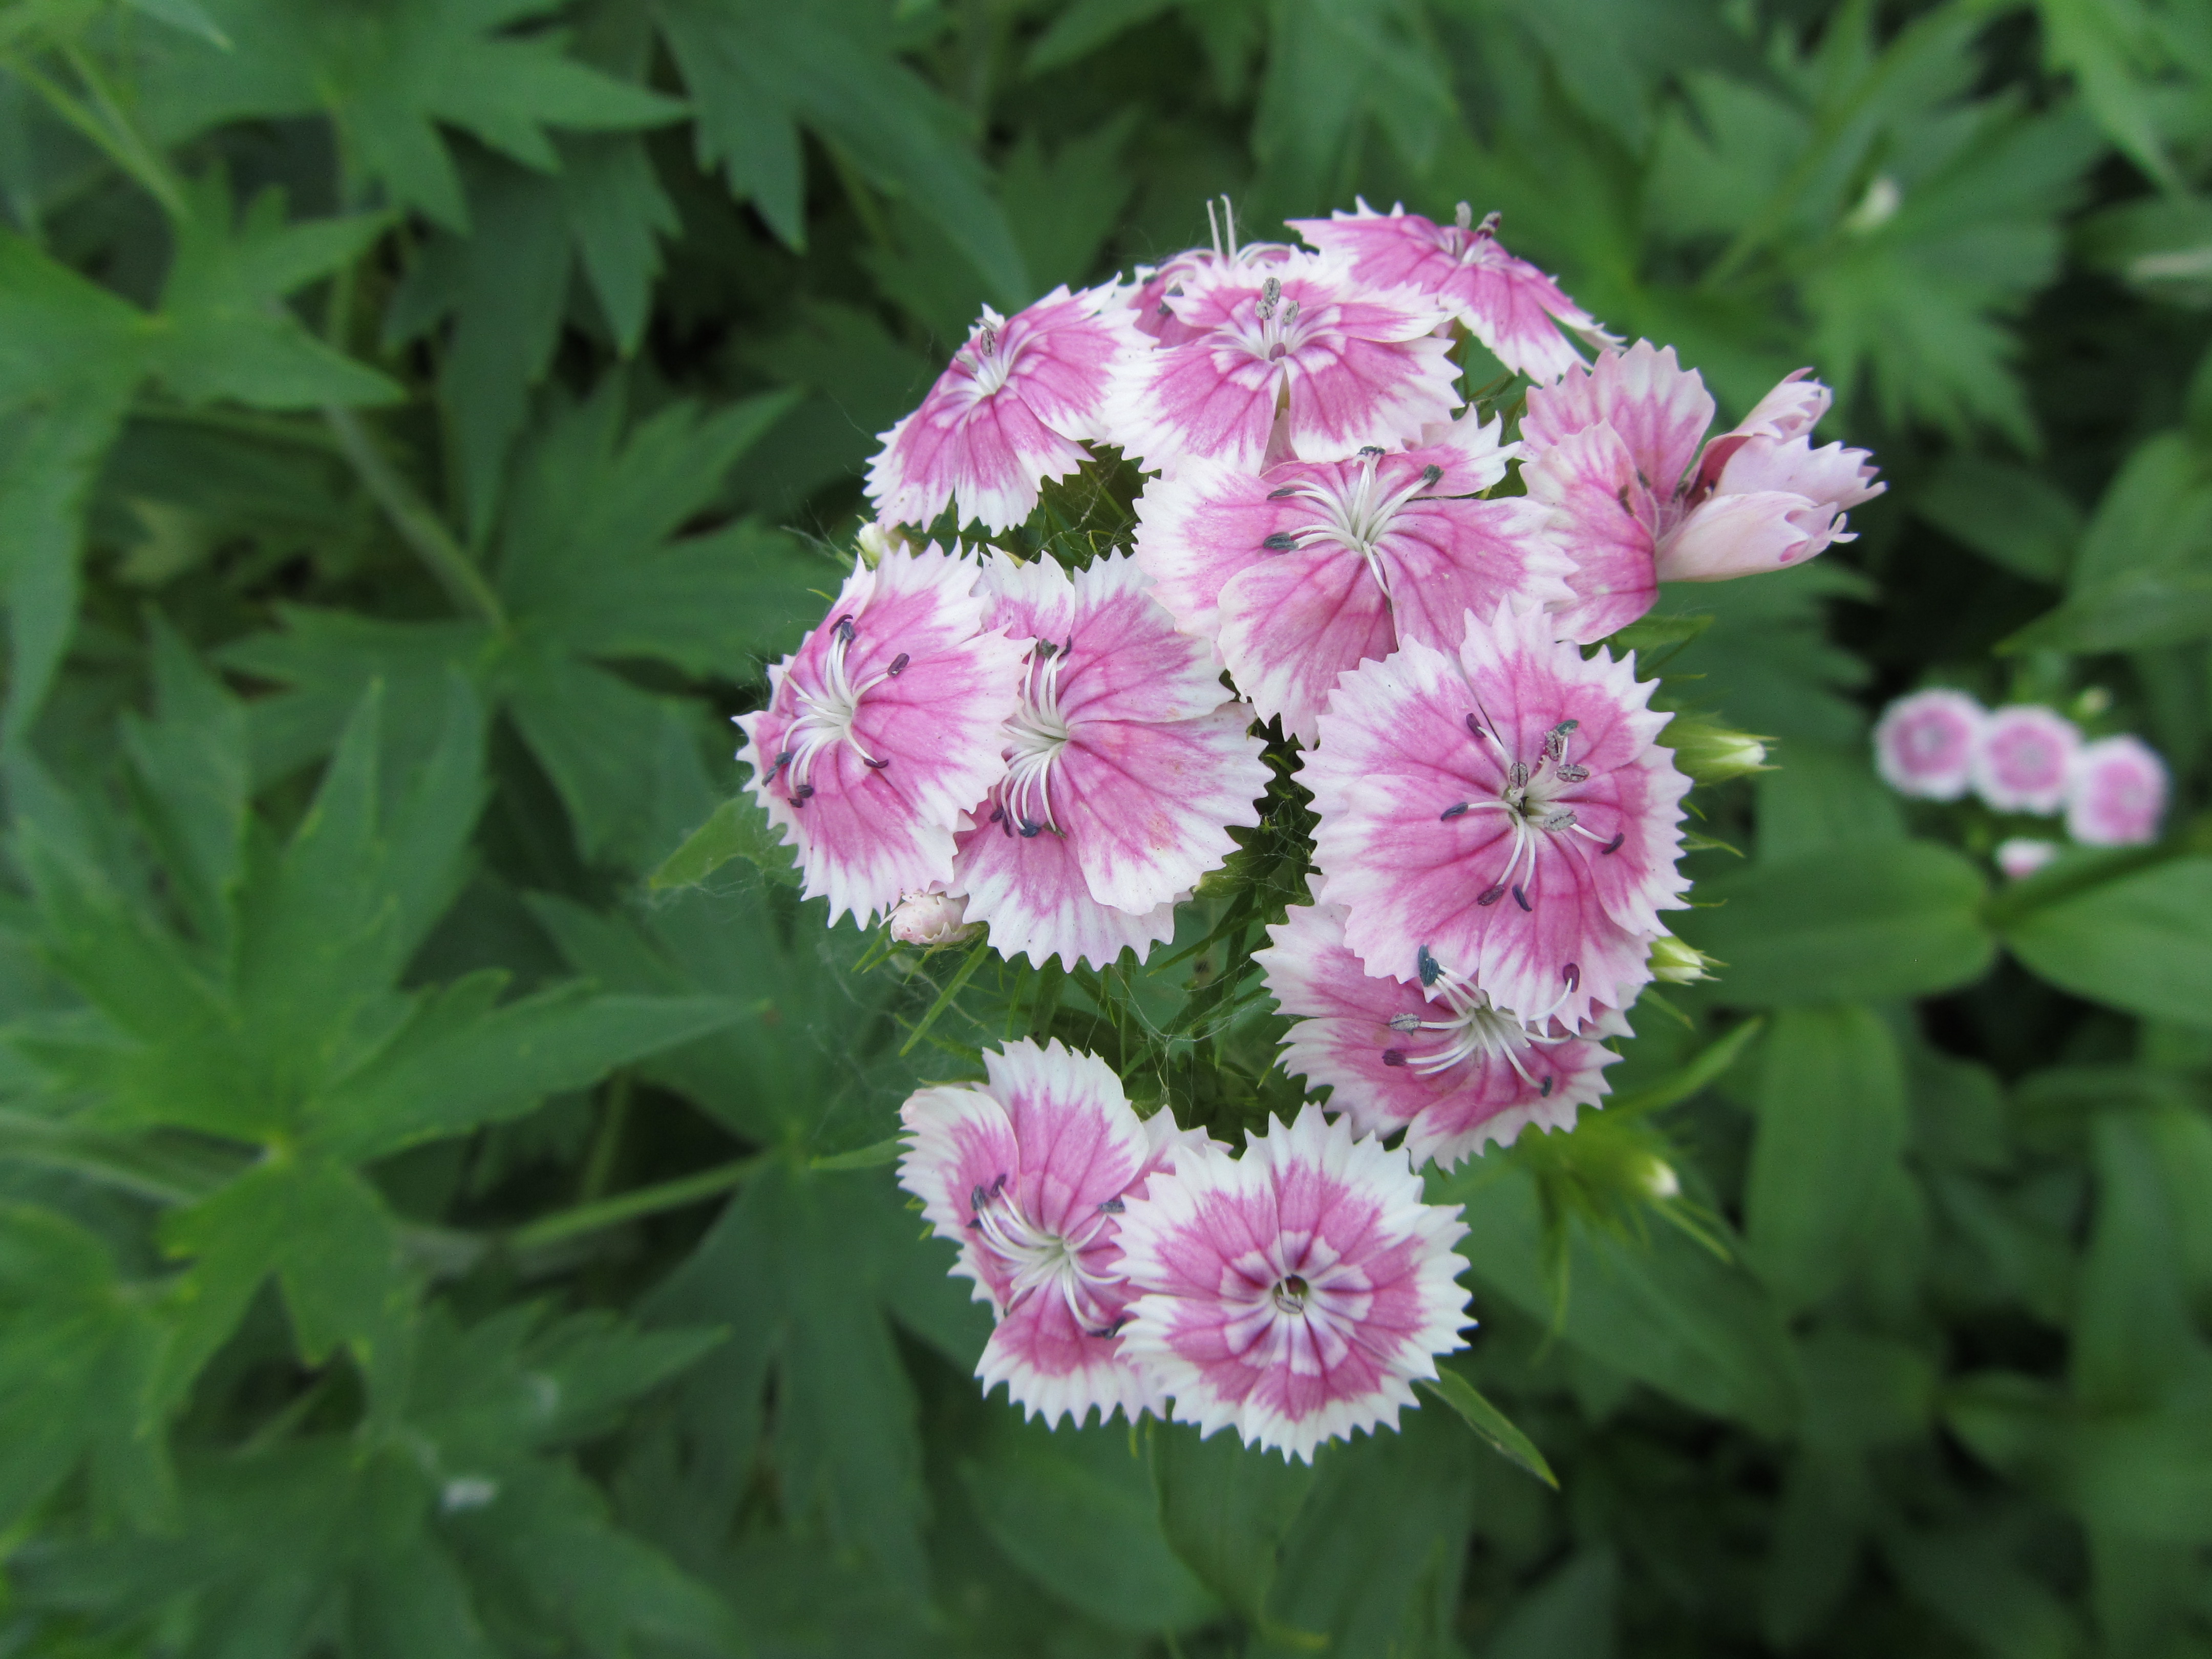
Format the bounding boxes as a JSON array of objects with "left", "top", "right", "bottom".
[
  {"left": 1415, "top": 1369, "right": 1558, "bottom": 1487},
  {"left": 557, "top": 133, "right": 678, "bottom": 355},
  {"left": 119, "top": 616, "right": 249, "bottom": 951},
  {"left": 650, "top": 794, "right": 799, "bottom": 891}
]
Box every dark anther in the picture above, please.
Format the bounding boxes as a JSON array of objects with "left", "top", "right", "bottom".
[
  {"left": 1064, "top": 636, "right": 1074, "bottom": 657},
  {"left": 888, "top": 652, "right": 909, "bottom": 676},
  {"left": 1601, "top": 832, "right": 1625, "bottom": 855},
  {"left": 1018, "top": 818, "right": 1045, "bottom": 838},
  {"left": 989, "top": 805, "right": 1005, "bottom": 823},
  {"left": 1539, "top": 1076, "right": 1555, "bottom": 1097},
  {"left": 793, "top": 783, "right": 815, "bottom": 801},
  {"left": 1084, "top": 1315, "right": 1131, "bottom": 1339},
  {"left": 771, "top": 750, "right": 794, "bottom": 773},
  {"left": 970, "top": 1184, "right": 989, "bottom": 1214},
  {"left": 1478, "top": 884, "right": 1506, "bottom": 906},
  {"left": 1389, "top": 1012, "right": 1422, "bottom": 1033},
  {"left": 1156, "top": 301, "right": 1173, "bottom": 315},
  {"left": 991, "top": 1172, "right": 1009, "bottom": 1195},
  {"left": 1420, "top": 463, "right": 1443, "bottom": 485},
  {"left": 1382, "top": 1049, "right": 1408, "bottom": 1068},
  {"left": 1097, "top": 1197, "right": 1125, "bottom": 1215},
  {"left": 1262, "top": 532, "right": 1298, "bottom": 551},
  {"left": 1441, "top": 801, "right": 1470, "bottom": 820},
  {"left": 1034, "top": 640, "right": 1056, "bottom": 660},
  {"left": 1508, "top": 761, "right": 1529, "bottom": 789},
  {"left": 1466, "top": 713, "right": 1486, "bottom": 741},
  {"left": 833, "top": 614, "right": 855, "bottom": 644},
  {"left": 1165, "top": 284, "right": 1183, "bottom": 297},
  {"left": 1616, "top": 485, "right": 1635, "bottom": 515},
  {"left": 1556, "top": 763, "right": 1590, "bottom": 783},
  {"left": 1563, "top": 962, "right": 1581, "bottom": 991},
  {"left": 1555, "top": 719, "right": 1579, "bottom": 735},
  {"left": 864, "top": 756, "right": 890, "bottom": 769},
  {"left": 1268, "top": 484, "right": 1299, "bottom": 499},
  {"left": 1512, "top": 885, "right": 1532, "bottom": 911},
  {"left": 1358, "top": 444, "right": 1386, "bottom": 457},
  {"left": 1417, "top": 944, "right": 1442, "bottom": 987}
]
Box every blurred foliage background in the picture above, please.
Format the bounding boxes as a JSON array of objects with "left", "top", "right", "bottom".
[{"left": 0, "top": 0, "right": 2209, "bottom": 1655}]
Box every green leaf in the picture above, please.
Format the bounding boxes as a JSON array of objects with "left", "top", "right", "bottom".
[
  {"left": 2000, "top": 857, "right": 2212, "bottom": 1030},
  {"left": 2074, "top": 1110, "right": 2205, "bottom": 1410},
  {"left": 650, "top": 794, "right": 799, "bottom": 890},
  {"left": 119, "top": 617, "right": 250, "bottom": 951},
  {"left": 1746, "top": 1006, "right": 1909, "bottom": 1312},
  {"left": 1601, "top": 1016, "right": 1763, "bottom": 1117},
  {"left": 1149, "top": 1419, "right": 1316, "bottom": 1624},
  {"left": 1026, "top": 0, "right": 1179, "bottom": 73},
  {"left": 556, "top": 133, "right": 679, "bottom": 355},
  {"left": 1414, "top": 1368, "right": 1558, "bottom": 1488},
  {"left": 1913, "top": 453, "right": 2083, "bottom": 583},
  {"left": 1677, "top": 840, "right": 1994, "bottom": 1006},
  {"left": 1251, "top": 0, "right": 1455, "bottom": 212}
]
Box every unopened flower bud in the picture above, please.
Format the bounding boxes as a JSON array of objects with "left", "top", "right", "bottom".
[
  {"left": 888, "top": 890, "right": 979, "bottom": 948},
  {"left": 1665, "top": 715, "right": 1771, "bottom": 783},
  {"left": 1648, "top": 934, "right": 1716, "bottom": 986},
  {"left": 1637, "top": 1156, "right": 1681, "bottom": 1201},
  {"left": 1995, "top": 838, "right": 2061, "bottom": 881},
  {"left": 855, "top": 519, "right": 910, "bottom": 569}
]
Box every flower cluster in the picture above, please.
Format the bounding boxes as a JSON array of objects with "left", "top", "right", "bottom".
[
  {"left": 898, "top": 1039, "right": 1470, "bottom": 1460},
  {"left": 1874, "top": 688, "right": 2167, "bottom": 874},
  {"left": 746, "top": 195, "right": 1884, "bottom": 1455}
]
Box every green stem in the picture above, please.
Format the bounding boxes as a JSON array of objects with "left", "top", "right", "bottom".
[
  {"left": 323, "top": 405, "right": 507, "bottom": 630},
  {"left": 505, "top": 1155, "right": 765, "bottom": 1253},
  {"left": 34, "top": 46, "right": 187, "bottom": 220},
  {"left": 578, "top": 1073, "right": 633, "bottom": 1203},
  {"left": 132, "top": 399, "right": 347, "bottom": 452}
]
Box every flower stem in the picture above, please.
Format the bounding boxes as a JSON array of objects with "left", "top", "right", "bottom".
[
  {"left": 505, "top": 1155, "right": 767, "bottom": 1253},
  {"left": 323, "top": 405, "right": 507, "bottom": 630}
]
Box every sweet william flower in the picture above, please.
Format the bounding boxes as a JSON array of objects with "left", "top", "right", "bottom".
[
  {"left": 1972, "top": 705, "right": 2080, "bottom": 815},
  {"left": 1108, "top": 253, "right": 1461, "bottom": 477},
  {"left": 868, "top": 285, "right": 1140, "bottom": 534},
  {"left": 1875, "top": 688, "right": 1986, "bottom": 801},
  {"left": 1522, "top": 344, "right": 1884, "bottom": 639},
  {"left": 1306, "top": 602, "right": 1690, "bottom": 1027},
  {"left": 954, "top": 552, "right": 1271, "bottom": 969},
  {"left": 736, "top": 544, "right": 1026, "bottom": 927},
  {"left": 1287, "top": 200, "right": 1610, "bottom": 382},
  {"left": 1115, "top": 1103, "right": 1471, "bottom": 1462},
  {"left": 2066, "top": 733, "right": 2167, "bottom": 845},
  {"left": 1128, "top": 196, "right": 1296, "bottom": 348},
  {"left": 1256, "top": 902, "right": 1620, "bottom": 1170},
  {"left": 898, "top": 1039, "right": 1214, "bottom": 1428},
  {"left": 1132, "top": 415, "right": 1572, "bottom": 745}
]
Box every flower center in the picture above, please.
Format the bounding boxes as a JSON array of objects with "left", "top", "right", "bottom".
[
  {"left": 1264, "top": 450, "right": 1445, "bottom": 630},
  {"left": 767, "top": 614, "right": 904, "bottom": 805},
  {"left": 965, "top": 1172, "right": 1126, "bottom": 1336},
  {"left": 1437, "top": 714, "right": 1623, "bottom": 911},
  {"left": 1272, "top": 1273, "right": 1311, "bottom": 1314},
  {"left": 993, "top": 637, "right": 1075, "bottom": 838},
  {"left": 1241, "top": 275, "right": 1307, "bottom": 364},
  {"left": 1380, "top": 950, "right": 1578, "bottom": 1084},
  {"left": 1434, "top": 202, "right": 1501, "bottom": 263},
  {"left": 964, "top": 308, "right": 1016, "bottom": 397}
]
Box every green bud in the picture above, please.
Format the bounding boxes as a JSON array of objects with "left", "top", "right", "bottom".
[
  {"left": 1664, "top": 714, "right": 1771, "bottom": 783},
  {"left": 855, "top": 520, "right": 909, "bottom": 569},
  {"left": 1635, "top": 1155, "right": 1682, "bottom": 1200},
  {"left": 1649, "top": 934, "right": 1717, "bottom": 985}
]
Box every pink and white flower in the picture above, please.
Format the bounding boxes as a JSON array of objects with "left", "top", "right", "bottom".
[
  {"left": 1132, "top": 416, "right": 1572, "bottom": 744},
  {"left": 1972, "top": 705, "right": 2080, "bottom": 815},
  {"left": 1305, "top": 602, "right": 1690, "bottom": 1027},
  {"left": 1115, "top": 1104, "right": 1471, "bottom": 1461},
  {"left": 898, "top": 1039, "right": 1213, "bottom": 1428},
  {"left": 2066, "top": 733, "right": 2168, "bottom": 846},
  {"left": 1107, "top": 253, "right": 1461, "bottom": 477},
  {"left": 1256, "top": 901, "right": 1619, "bottom": 1169},
  {"left": 736, "top": 545, "right": 1025, "bottom": 928},
  {"left": 1521, "top": 344, "right": 1884, "bottom": 639},
  {"left": 1995, "top": 838, "right": 2062, "bottom": 880},
  {"left": 1874, "top": 688, "right": 1986, "bottom": 800},
  {"left": 1287, "top": 200, "right": 1608, "bottom": 382},
  {"left": 953, "top": 552, "right": 1271, "bottom": 969},
  {"left": 868, "top": 285, "right": 1140, "bottom": 534},
  {"left": 1129, "top": 196, "right": 1298, "bottom": 348}
]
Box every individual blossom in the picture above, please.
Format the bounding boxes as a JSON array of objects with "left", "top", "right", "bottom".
[
  {"left": 1874, "top": 688, "right": 1986, "bottom": 801},
  {"left": 898, "top": 1039, "right": 1213, "bottom": 1428},
  {"left": 2066, "top": 733, "right": 2168, "bottom": 846},
  {"left": 737, "top": 545, "right": 1026, "bottom": 927},
  {"left": 1107, "top": 252, "right": 1461, "bottom": 477},
  {"left": 1995, "top": 838, "right": 2062, "bottom": 881},
  {"left": 1128, "top": 195, "right": 1298, "bottom": 347},
  {"left": 1132, "top": 415, "right": 1571, "bottom": 744},
  {"left": 954, "top": 552, "right": 1271, "bottom": 970},
  {"left": 888, "top": 889, "right": 980, "bottom": 947},
  {"left": 1254, "top": 902, "right": 1620, "bottom": 1169},
  {"left": 1971, "top": 705, "right": 2080, "bottom": 815},
  {"left": 868, "top": 285, "right": 1140, "bottom": 534},
  {"left": 1306, "top": 602, "right": 1691, "bottom": 1027},
  {"left": 1521, "top": 343, "right": 1884, "bottom": 639},
  {"left": 1287, "top": 199, "right": 1609, "bottom": 382},
  {"left": 1115, "top": 1104, "right": 1471, "bottom": 1462}
]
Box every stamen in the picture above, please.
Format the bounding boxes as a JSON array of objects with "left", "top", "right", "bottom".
[
  {"left": 1512, "top": 885, "right": 1531, "bottom": 911},
  {"left": 864, "top": 757, "right": 890, "bottom": 770},
  {"left": 1455, "top": 201, "right": 1473, "bottom": 230},
  {"left": 1467, "top": 713, "right": 1488, "bottom": 741},
  {"left": 1268, "top": 484, "right": 1299, "bottom": 499},
  {"left": 1358, "top": 444, "right": 1386, "bottom": 457},
  {"left": 1555, "top": 763, "right": 1589, "bottom": 783},
  {"left": 833, "top": 614, "right": 854, "bottom": 643},
  {"left": 1539, "top": 1077, "right": 1554, "bottom": 1097},
  {"left": 1097, "top": 1197, "right": 1125, "bottom": 1215},
  {"left": 1262, "top": 532, "right": 1298, "bottom": 551},
  {"left": 793, "top": 783, "right": 815, "bottom": 800},
  {"left": 888, "top": 652, "right": 909, "bottom": 676},
  {"left": 1257, "top": 276, "right": 1282, "bottom": 321},
  {"left": 1388, "top": 1012, "right": 1422, "bottom": 1033},
  {"left": 1601, "top": 833, "right": 1625, "bottom": 855},
  {"left": 1420, "top": 464, "right": 1442, "bottom": 486},
  {"left": 1382, "top": 1049, "right": 1407, "bottom": 1067},
  {"left": 1478, "top": 884, "right": 1505, "bottom": 906},
  {"left": 1417, "top": 944, "right": 1442, "bottom": 987},
  {"left": 1441, "top": 801, "right": 1470, "bottom": 820}
]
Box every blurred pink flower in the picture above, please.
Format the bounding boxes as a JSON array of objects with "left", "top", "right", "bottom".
[
  {"left": 737, "top": 545, "right": 1025, "bottom": 928},
  {"left": 1116, "top": 1104, "right": 1470, "bottom": 1461},
  {"left": 1874, "top": 688, "right": 1986, "bottom": 800},
  {"left": 953, "top": 552, "right": 1270, "bottom": 969},
  {"left": 1972, "top": 705, "right": 2080, "bottom": 814},
  {"left": 1995, "top": 838, "right": 2062, "bottom": 880},
  {"left": 897, "top": 1039, "right": 1212, "bottom": 1429},
  {"left": 2066, "top": 734, "right": 2168, "bottom": 845},
  {"left": 1107, "top": 253, "right": 1460, "bottom": 476},
  {"left": 1132, "top": 417, "right": 1570, "bottom": 744},
  {"left": 868, "top": 285, "right": 1139, "bottom": 533},
  {"left": 1522, "top": 344, "right": 1883, "bottom": 639},
  {"left": 1306, "top": 602, "right": 1689, "bottom": 1027},
  {"left": 1287, "top": 199, "right": 1609, "bottom": 381},
  {"left": 1256, "top": 901, "right": 1620, "bottom": 1169}
]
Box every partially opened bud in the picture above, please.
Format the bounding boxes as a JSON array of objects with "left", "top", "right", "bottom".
[
  {"left": 1637, "top": 1156, "right": 1682, "bottom": 1200},
  {"left": 888, "top": 889, "right": 979, "bottom": 947},
  {"left": 1664, "top": 715, "right": 1770, "bottom": 783},
  {"left": 855, "top": 519, "right": 910, "bottom": 569},
  {"left": 1649, "top": 934, "right": 1716, "bottom": 985}
]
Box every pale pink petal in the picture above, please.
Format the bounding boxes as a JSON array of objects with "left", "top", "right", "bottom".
[
  {"left": 1256, "top": 902, "right": 1618, "bottom": 1169},
  {"left": 955, "top": 812, "right": 1181, "bottom": 970},
  {"left": 1690, "top": 367, "right": 1832, "bottom": 486},
  {"left": 1060, "top": 706, "right": 1269, "bottom": 912},
  {"left": 738, "top": 545, "right": 1026, "bottom": 928},
  {"left": 1215, "top": 544, "right": 1395, "bottom": 748},
  {"left": 1654, "top": 489, "right": 1830, "bottom": 582},
  {"left": 1714, "top": 433, "right": 1885, "bottom": 515},
  {"left": 2066, "top": 734, "right": 2168, "bottom": 846},
  {"left": 986, "top": 553, "right": 1232, "bottom": 727},
  {"left": 1305, "top": 607, "right": 1690, "bottom": 1025},
  {"left": 1522, "top": 341, "right": 1715, "bottom": 498},
  {"left": 1874, "top": 689, "right": 1986, "bottom": 801},
  {"left": 897, "top": 1081, "right": 1022, "bottom": 1308},
  {"left": 1524, "top": 423, "right": 1661, "bottom": 641},
  {"left": 1131, "top": 458, "right": 1287, "bottom": 641},
  {"left": 980, "top": 1285, "right": 1165, "bottom": 1428},
  {"left": 1116, "top": 1105, "right": 1471, "bottom": 1462},
  {"left": 1972, "top": 705, "right": 2080, "bottom": 815}
]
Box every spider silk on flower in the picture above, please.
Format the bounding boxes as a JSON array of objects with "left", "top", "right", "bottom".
[
  {"left": 1287, "top": 200, "right": 1611, "bottom": 382},
  {"left": 1115, "top": 1104, "right": 1471, "bottom": 1462},
  {"left": 1128, "top": 195, "right": 1297, "bottom": 348},
  {"left": 898, "top": 1039, "right": 1215, "bottom": 1428},
  {"left": 1132, "top": 413, "right": 1570, "bottom": 745},
  {"left": 1107, "top": 252, "right": 1461, "bottom": 476},
  {"left": 867, "top": 284, "right": 1140, "bottom": 534},
  {"left": 1522, "top": 343, "right": 1884, "bottom": 639},
  {"left": 953, "top": 551, "right": 1271, "bottom": 970},
  {"left": 1306, "top": 602, "right": 1690, "bottom": 1027},
  {"left": 736, "top": 544, "right": 1025, "bottom": 927},
  {"left": 1255, "top": 901, "right": 1621, "bottom": 1171}
]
